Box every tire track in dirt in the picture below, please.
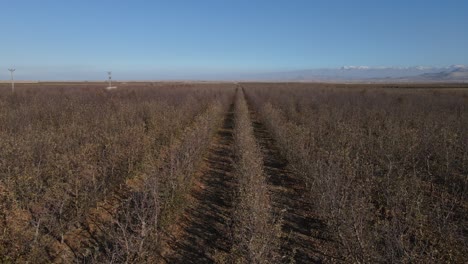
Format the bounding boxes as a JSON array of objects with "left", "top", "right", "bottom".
[
  {"left": 161, "top": 103, "right": 236, "bottom": 263},
  {"left": 249, "top": 110, "right": 341, "bottom": 263}
]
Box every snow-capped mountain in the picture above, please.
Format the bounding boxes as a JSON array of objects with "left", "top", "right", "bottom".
[
  {"left": 240, "top": 65, "right": 468, "bottom": 81},
  {"left": 418, "top": 66, "right": 468, "bottom": 80}
]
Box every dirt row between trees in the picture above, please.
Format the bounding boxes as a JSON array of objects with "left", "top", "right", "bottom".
[
  {"left": 161, "top": 89, "right": 340, "bottom": 263},
  {"left": 160, "top": 103, "right": 236, "bottom": 263},
  {"left": 249, "top": 110, "right": 341, "bottom": 263}
]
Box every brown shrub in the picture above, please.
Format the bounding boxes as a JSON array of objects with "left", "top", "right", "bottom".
[
  {"left": 231, "top": 88, "right": 281, "bottom": 263},
  {"left": 0, "top": 83, "right": 235, "bottom": 263},
  {"left": 245, "top": 83, "right": 468, "bottom": 263}
]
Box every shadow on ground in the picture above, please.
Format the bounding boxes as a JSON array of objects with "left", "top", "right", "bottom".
[
  {"left": 250, "top": 111, "right": 341, "bottom": 264},
  {"left": 163, "top": 106, "right": 236, "bottom": 264}
]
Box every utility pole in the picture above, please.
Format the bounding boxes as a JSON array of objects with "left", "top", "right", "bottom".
[{"left": 8, "top": 68, "right": 15, "bottom": 92}]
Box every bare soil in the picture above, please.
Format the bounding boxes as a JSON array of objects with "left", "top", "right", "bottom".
[{"left": 160, "top": 104, "right": 236, "bottom": 263}]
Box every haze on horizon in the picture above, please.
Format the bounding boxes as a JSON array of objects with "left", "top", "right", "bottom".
[{"left": 1, "top": 0, "right": 467, "bottom": 81}]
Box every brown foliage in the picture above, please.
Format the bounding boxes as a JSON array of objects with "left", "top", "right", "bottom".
[
  {"left": 0, "top": 83, "right": 234, "bottom": 263},
  {"left": 1, "top": 82, "right": 466, "bottom": 263},
  {"left": 231, "top": 88, "right": 281, "bottom": 263},
  {"left": 245, "top": 83, "right": 468, "bottom": 263}
]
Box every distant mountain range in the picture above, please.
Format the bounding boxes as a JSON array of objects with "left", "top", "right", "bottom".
[
  {"left": 3, "top": 65, "right": 467, "bottom": 82},
  {"left": 243, "top": 65, "right": 468, "bottom": 82},
  {"left": 416, "top": 66, "right": 468, "bottom": 81}
]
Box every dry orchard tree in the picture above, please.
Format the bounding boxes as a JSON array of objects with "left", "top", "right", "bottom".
[
  {"left": 84, "top": 98, "right": 231, "bottom": 263},
  {"left": 245, "top": 83, "right": 467, "bottom": 263},
  {"left": 0, "top": 84, "right": 234, "bottom": 263},
  {"left": 231, "top": 88, "right": 281, "bottom": 263}
]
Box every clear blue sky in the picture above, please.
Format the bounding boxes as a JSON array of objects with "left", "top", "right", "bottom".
[{"left": 1, "top": 0, "right": 467, "bottom": 80}]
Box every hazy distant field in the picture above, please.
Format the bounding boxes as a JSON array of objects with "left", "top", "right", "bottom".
[{"left": 0, "top": 82, "right": 466, "bottom": 263}]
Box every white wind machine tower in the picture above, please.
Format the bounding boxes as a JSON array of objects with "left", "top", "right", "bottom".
[
  {"left": 106, "top": 71, "right": 117, "bottom": 90},
  {"left": 8, "top": 68, "right": 16, "bottom": 92}
]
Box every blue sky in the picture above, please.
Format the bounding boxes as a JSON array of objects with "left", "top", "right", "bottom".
[{"left": 1, "top": 0, "right": 467, "bottom": 80}]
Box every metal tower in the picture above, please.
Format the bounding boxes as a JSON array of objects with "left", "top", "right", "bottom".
[
  {"left": 107, "top": 71, "right": 112, "bottom": 88},
  {"left": 106, "top": 71, "right": 116, "bottom": 90},
  {"left": 8, "top": 68, "right": 16, "bottom": 92}
]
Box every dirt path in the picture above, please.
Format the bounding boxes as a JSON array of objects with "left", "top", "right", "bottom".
[
  {"left": 161, "top": 104, "right": 236, "bottom": 263},
  {"left": 249, "top": 111, "right": 341, "bottom": 263}
]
